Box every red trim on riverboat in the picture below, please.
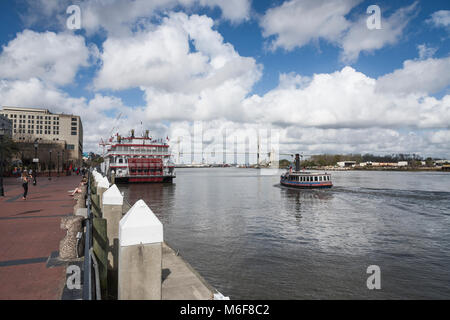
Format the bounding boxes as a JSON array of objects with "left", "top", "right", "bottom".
[{"left": 110, "top": 144, "right": 169, "bottom": 148}]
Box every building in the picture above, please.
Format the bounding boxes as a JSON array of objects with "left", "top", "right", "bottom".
[
  {"left": 434, "top": 159, "right": 450, "bottom": 166},
  {"left": 337, "top": 161, "right": 356, "bottom": 167},
  {"left": 0, "top": 106, "right": 83, "bottom": 167},
  {"left": 0, "top": 114, "right": 12, "bottom": 137},
  {"left": 378, "top": 162, "right": 398, "bottom": 167}
]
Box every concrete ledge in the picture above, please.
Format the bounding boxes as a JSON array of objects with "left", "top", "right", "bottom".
[{"left": 162, "top": 243, "right": 214, "bottom": 300}]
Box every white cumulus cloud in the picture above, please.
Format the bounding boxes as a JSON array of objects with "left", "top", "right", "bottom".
[
  {"left": 376, "top": 56, "right": 450, "bottom": 95},
  {"left": 260, "top": 0, "right": 359, "bottom": 51},
  {"left": 428, "top": 10, "right": 450, "bottom": 28},
  {"left": 339, "top": 2, "right": 418, "bottom": 63},
  {"left": 0, "top": 30, "right": 90, "bottom": 86},
  {"left": 94, "top": 12, "right": 262, "bottom": 122},
  {"left": 260, "top": 0, "right": 418, "bottom": 63},
  {"left": 22, "top": 0, "right": 251, "bottom": 36}
]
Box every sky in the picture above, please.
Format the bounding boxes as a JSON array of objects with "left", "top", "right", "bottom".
[{"left": 0, "top": 0, "right": 449, "bottom": 162}]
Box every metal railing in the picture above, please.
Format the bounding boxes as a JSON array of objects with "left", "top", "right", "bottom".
[
  {"left": 82, "top": 169, "right": 102, "bottom": 300},
  {"left": 82, "top": 171, "right": 93, "bottom": 300}
]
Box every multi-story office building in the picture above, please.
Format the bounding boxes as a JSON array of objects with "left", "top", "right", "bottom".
[{"left": 0, "top": 106, "right": 83, "bottom": 166}]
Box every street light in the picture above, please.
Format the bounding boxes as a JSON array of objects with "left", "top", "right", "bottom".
[
  {"left": 33, "top": 139, "right": 38, "bottom": 186},
  {"left": 57, "top": 151, "right": 60, "bottom": 177},
  {"left": 48, "top": 149, "right": 52, "bottom": 180},
  {"left": 62, "top": 149, "right": 65, "bottom": 176}
]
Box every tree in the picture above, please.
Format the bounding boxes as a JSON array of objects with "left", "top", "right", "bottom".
[
  {"left": 279, "top": 159, "right": 291, "bottom": 168},
  {"left": 0, "top": 136, "right": 20, "bottom": 170}
]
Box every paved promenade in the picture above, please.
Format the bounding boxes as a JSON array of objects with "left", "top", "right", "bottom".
[{"left": 0, "top": 175, "right": 82, "bottom": 299}]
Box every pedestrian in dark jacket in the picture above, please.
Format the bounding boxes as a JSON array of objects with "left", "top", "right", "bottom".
[{"left": 21, "top": 171, "right": 29, "bottom": 200}]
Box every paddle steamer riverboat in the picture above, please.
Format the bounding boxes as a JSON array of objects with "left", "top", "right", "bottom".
[{"left": 102, "top": 129, "right": 175, "bottom": 183}]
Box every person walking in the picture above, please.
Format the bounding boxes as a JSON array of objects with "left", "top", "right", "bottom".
[{"left": 21, "top": 171, "right": 29, "bottom": 200}]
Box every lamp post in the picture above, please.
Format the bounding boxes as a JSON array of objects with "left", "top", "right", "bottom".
[
  {"left": 57, "top": 151, "right": 60, "bottom": 177},
  {"left": 33, "top": 139, "right": 38, "bottom": 186},
  {"left": 48, "top": 149, "right": 52, "bottom": 180},
  {"left": 62, "top": 149, "right": 65, "bottom": 176}
]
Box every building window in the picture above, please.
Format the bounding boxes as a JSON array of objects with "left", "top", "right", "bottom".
[
  {"left": 67, "top": 144, "right": 75, "bottom": 150},
  {"left": 71, "top": 132, "right": 77, "bottom": 135}
]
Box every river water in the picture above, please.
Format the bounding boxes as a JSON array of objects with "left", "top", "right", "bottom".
[{"left": 119, "top": 168, "right": 450, "bottom": 299}]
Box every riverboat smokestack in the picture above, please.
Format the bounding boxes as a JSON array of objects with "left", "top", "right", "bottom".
[{"left": 295, "top": 154, "right": 300, "bottom": 172}]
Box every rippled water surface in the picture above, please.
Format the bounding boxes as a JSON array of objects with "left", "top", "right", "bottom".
[{"left": 119, "top": 168, "right": 450, "bottom": 299}]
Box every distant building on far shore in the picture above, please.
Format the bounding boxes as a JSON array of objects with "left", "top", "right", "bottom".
[
  {"left": 434, "top": 159, "right": 450, "bottom": 166},
  {"left": 337, "top": 161, "right": 356, "bottom": 167},
  {"left": 0, "top": 106, "right": 83, "bottom": 167}
]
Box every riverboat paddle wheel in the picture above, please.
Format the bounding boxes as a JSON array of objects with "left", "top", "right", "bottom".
[{"left": 128, "top": 158, "right": 164, "bottom": 182}]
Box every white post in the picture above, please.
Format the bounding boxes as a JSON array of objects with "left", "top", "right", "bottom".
[
  {"left": 97, "top": 176, "right": 110, "bottom": 209},
  {"left": 92, "top": 170, "right": 101, "bottom": 187},
  {"left": 102, "top": 184, "right": 123, "bottom": 270},
  {"left": 118, "top": 200, "right": 163, "bottom": 300}
]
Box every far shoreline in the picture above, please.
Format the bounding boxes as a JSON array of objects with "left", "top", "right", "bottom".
[{"left": 296, "top": 166, "right": 450, "bottom": 172}]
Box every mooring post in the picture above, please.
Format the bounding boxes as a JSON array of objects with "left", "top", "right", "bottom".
[
  {"left": 102, "top": 184, "right": 123, "bottom": 270},
  {"left": 118, "top": 200, "right": 163, "bottom": 300}
]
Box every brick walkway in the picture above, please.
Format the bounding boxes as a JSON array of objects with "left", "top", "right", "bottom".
[{"left": 0, "top": 175, "right": 83, "bottom": 299}]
